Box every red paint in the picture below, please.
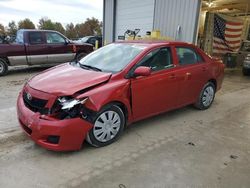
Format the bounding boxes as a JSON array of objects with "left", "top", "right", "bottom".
[
  {"left": 28, "top": 63, "right": 111, "bottom": 96},
  {"left": 134, "top": 66, "right": 151, "bottom": 77},
  {"left": 17, "top": 91, "right": 93, "bottom": 151},
  {"left": 17, "top": 41, "right": 224, "bottom": 151}
]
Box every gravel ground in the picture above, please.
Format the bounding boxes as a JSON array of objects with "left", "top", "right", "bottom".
[{"left": 0, "top": 66, "right": 250, "bottom": 188}]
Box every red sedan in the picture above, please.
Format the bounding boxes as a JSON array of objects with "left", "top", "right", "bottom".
[{"left": 17, "top": 41, "right": 224, "bottom": 151}]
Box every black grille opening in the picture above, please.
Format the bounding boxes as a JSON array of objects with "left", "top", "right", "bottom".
[
  {"left": 47, "top": 136, "right": 60, "bottom": 144},
  {"left": 23, "top": 91, "right": 49, "bottom": 114},
  {"left": 19, "top": 119, "right": 32, "bottom": 135}
]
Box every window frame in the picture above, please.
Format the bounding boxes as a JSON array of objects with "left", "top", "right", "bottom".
[
  {"left": 127, "top": 46, "right": 175, "bottom": 78},
  {"left": 45, "top": 32, "right": 66, "bottom": 44},
  {"left": 175, "top": 46, "right": 205, "bottom": 66},
  {"left": 28, "top": 32, "right": 44, "bottom": 45}
]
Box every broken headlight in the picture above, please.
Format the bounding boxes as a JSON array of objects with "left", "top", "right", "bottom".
[
  {"left": 50, "top": 97, "right": 89, "bottom": 119},
  {"left": 58, "top": 97, "right": 88, "bottom": 110}
]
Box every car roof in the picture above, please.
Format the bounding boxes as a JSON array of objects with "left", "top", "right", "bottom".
[
  {"left": 18, "top": 29, "right": 61, "bottom": 33},
  {"left": 115, "top": 40, "right": 193, "bottom": 47}
]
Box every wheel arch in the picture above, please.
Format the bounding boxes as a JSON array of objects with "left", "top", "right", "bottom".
[
  {"left": 208, "top": 79, "right": 217, "bottom": 91},
  {"left": 101, "top": 101, "right": 129, "bottom": 125},
  {"left": 0, "top": 57, "right": 10, "bottom": 66}
]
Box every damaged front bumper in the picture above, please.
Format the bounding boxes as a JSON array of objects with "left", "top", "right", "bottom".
[{"left": 17, "top": 92, "right": 93, "bottom": 151}]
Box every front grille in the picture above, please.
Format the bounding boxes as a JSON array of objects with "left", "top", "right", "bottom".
[{"left": 23, "top": 91, "right": 49, "bottom": 114}]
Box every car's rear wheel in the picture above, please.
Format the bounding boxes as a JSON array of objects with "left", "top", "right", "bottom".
[
  {"left": 86, "top": 105, "right": 125, "bottom": 147},
  {"left": 75, "top": 52, "right": 87, "bottom": 62},
  {"left": 0, "top": 58, "right": 8, "bottom": 76},
  {"left": 194, "top": 82, "right": 215, "bottom": 110}
]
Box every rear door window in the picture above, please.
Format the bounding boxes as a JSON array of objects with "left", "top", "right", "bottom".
[
  {"left": 29, "top": 32, "right": 44, "bottom": 44},
  {"left": 176, "top": 47, "right": 203, "bottom": 65}
]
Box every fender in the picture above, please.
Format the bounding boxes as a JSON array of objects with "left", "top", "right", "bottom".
[{"left": 77, "top": 79, "right": 133, "bottom": 122}]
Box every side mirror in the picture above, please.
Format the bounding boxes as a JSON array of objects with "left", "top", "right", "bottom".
[
  {"left": 65, "top": 39, "right": 70, "bottom": 45},
  {"left": 133, "top": 66, "right": 151, "bottom": 77}
]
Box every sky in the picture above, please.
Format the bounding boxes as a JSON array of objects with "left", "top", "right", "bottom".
[{"left": 0, "top": 0, "right": 103, "bottom": 27}]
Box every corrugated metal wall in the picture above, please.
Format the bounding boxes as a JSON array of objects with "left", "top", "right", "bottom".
[
  {"left": 115, "top": 0, "right": 154, "bottom": 40},
  {"left": 153, "top": 0, "right": 201, "bottom": 43},
  {"left": 103, "top": 0, "right": 202, "bottom": 44},
  {"left": 103, "top": 0, "right": 115, "bottom": 44}
]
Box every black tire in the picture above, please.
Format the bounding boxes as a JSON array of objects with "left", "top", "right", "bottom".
[
  {"left": 0, "top": 58, "right": 8, "bottom": 76},
  {"left": 86, "top": 104, "right": 125, "bottom": 147},
  {"left": 75, "top": 52, "right": 87, "bottom": 62},
  {"left": 194, "top": 82, "right": 215, "bottom": 110},
  {"left": 242, "top": 68, "right": 250, "bottom": 76}
]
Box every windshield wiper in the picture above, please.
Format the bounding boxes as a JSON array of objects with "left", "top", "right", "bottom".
[{"left": 79, "top": 64, "right": 102, "bottom": 72}]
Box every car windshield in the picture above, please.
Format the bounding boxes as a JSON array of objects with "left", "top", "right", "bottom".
[
  {"left": 81, "top": 37, "right": 89, "bottom": 43},
  {"left": 79, "top": 43, "right": 146, "bottom": 73},
  {"left": 240, "top": 42, "right": 250, "bottom": 52}
]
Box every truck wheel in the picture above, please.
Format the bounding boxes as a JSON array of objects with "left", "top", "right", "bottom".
[
  {"left": 0, "top": 58, "right": 8, "bottom": 76},
  {"left": 75, "top": 52, "right": 87, "bottom": 62}
]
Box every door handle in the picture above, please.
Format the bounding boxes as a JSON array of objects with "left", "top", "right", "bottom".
[{"left": 186, "top": 72, "right": 191, "bottom": 76}]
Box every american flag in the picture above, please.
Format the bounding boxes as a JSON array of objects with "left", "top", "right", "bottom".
[{"left": 213, "top": 14, "right": 243, "bottom": 56}]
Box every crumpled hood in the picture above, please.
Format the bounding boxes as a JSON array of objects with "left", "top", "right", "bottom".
[{"left": 28, "top": 63, "right": 111, "bottom": 96}]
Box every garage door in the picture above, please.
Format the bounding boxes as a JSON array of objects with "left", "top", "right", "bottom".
[{"left": 115, "top": 0, "right": 154, "bottom": 40}]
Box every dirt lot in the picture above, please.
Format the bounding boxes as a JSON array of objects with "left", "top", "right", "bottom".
[
  {"left": 0, "top": 65, "right": 52, "bottom": 132},
  {"left": 0, "top": 66, "right": 250, "bottom": 188}
]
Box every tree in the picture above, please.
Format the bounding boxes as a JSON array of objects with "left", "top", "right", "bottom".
[
  {"left": 74, "top": 17, "right": 102, "bottom": 37},
  {"left": 54, "top": 22, "right": 65, "bottom": 35},
  {"left": 18, "top": 18, "right": 35, "bottom": 29},
  {"left": 38, "top": 17, "right": 55, "bottom": 30},
  {"left": 7, "top": 21, "right": 17, "bottom": 35},
  {"left": 1, "top": 17, "right": 102, "bottom": 38},
  {"left": 74, "top": 23, "right": 85, "bottom": 38},
  {"left": 83, "top": 17, "right": 102, "bottom": 35},
  {"left": 65, "top": 23, "right": 77, "bottom": 39},
  {"left": 38, "top": 17, "right": 65, "bottom": 34},
  {"left": 0, "top": 23, "right": 5, "bottom": 35}
]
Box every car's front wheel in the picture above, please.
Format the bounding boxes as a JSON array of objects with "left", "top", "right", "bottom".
[
  {"left": 86, "top": 105, "right": 125, "bottom": 147},
  {"left": 194, "top": 82, "right": 215, "bottom": 110}
]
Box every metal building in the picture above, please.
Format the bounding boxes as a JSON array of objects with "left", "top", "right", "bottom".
[{"left": 103, "top": 0, "right": 202, "bottom": 44}]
